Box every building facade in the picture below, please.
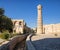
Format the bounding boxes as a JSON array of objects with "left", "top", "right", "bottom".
[{"left": 12, "top": 19, "right": 25, "bottom": 34}]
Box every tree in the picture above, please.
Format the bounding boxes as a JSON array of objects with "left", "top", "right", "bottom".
[
  {"left": 0, "top": 8, "right": 4, "bottom": 15},
  {"left": 0, "top": 8, "right": 13, "bottom": 33}
]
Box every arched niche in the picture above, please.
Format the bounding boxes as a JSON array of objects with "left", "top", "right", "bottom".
[
  {"left": 19, "top": 21, "right": 22, "bottom": 25},
  {"left": 14, "top": 21, "right": 17, "bottom": 26}
]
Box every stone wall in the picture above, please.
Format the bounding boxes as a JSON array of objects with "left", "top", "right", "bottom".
[
  {"left": 43, "top": 23, "right": 60, "bottom": 34},
  {"left": 0, "top": 34, "right": 29, "bottom": 50}
]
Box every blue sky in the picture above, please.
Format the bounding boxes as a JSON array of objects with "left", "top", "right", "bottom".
[{"left": 0, "top": 0, "right": 60, "bottom": 28}]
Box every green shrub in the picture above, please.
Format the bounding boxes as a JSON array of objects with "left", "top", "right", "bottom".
[
  {"left": 0, "top": 30, "right": 10, "bottom": 40},
  {"left": 2, "top": 33, "right": 9, "bottom": 39}
]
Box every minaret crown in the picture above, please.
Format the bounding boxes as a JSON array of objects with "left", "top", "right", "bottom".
[{"left": 37, "top": 4, "right": 42, "bottom": 10}]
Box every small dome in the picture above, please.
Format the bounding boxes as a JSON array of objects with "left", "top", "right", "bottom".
[{"left": 38, "top": 4, "right": 41, "bottom": 7}]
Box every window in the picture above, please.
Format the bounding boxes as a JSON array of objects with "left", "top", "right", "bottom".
[{"left": 19, "top": 21, "right": 22, "bottom": 25}]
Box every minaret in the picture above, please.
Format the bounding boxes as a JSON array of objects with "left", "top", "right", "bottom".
[{"left": 37, "top": 4, "right": 43, "bottom": 34}]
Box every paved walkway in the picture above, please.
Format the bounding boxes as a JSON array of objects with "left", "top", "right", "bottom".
[{"left": 26, "top": 34, "right": 36, "bottom": 50}]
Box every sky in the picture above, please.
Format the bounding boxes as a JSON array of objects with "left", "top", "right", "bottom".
[{"left": 0, "top": 0, "right": 60, "bottom": 28}]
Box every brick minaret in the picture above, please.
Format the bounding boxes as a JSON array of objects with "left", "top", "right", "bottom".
[{"left": 37, "top": 4, "right": 43, "bottom": 34}]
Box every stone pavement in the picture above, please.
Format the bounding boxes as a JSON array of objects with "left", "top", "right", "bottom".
[
  {"left": 31, "top": 33, "right": 60, "bottom": 50},
  {"left": 32, "top": 38, "right": 60, "bottom": 50}
]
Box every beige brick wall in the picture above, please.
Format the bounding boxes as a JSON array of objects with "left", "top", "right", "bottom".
[{"left": 43, "top": 23, "right": 60, "bottom": 34}]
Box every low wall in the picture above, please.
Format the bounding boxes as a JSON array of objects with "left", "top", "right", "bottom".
[{"left": 0, "top": 34, "right": 29, "bottom": 50}]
